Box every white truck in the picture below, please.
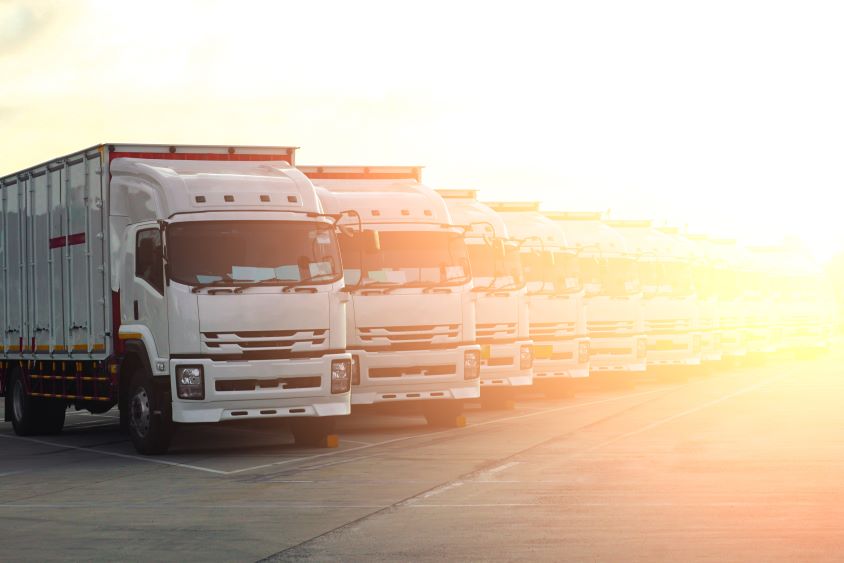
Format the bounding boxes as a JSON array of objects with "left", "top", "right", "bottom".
[
  {"left": 437, "top": 190, "right": 533, "bottom": 408},
  {"left": 709, "top": 237, "right": 749, "bottom": 360},
  {"left": 607, "top": 220, "right": 702, "bottom": 371},
  {"left": 485, "top": 202, "right": 589, "bottom": 395},
  {"left": 546, "top": 212, "right": 647, "bottom": 376},
  {"left": 1, "top": 144, "right": 352, "bottom": 454},
  {"left": 684, "top": 234, "right": 725, "bottom": 364},
  {"left": 301, "top": 166, "right": 480, "bottom": 426}
]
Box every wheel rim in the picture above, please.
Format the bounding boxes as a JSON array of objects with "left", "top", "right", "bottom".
[
  {"left": 12, "top": 379, "right": 25, "bottom": 422},
  {"left": 130, "top": 387, "right": 151, "bottom": 438}
]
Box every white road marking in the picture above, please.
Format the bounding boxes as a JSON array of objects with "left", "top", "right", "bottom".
[
  {"left": 0, "top": 434, "right": 228, "bottom": 475},
  {"left": 583, "top": 373, "right": 789, "bottom": 454},
  {"left": 0, "top": 384, "right": 682, "bottom": 477},
  {"left": 416, "top": 481, "right": 464, "bottom": 500}
]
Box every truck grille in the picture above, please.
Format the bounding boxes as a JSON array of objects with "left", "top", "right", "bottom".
[
  {"left": 476, "top": 322, "right": 517, "bottom": 344},
  {"left": 358, "top": 324, "right": 459, "bottom": 347},
  {"left": 369, "top": 365, "right": 456, "bottom": 378},
  {"left": 645, "top": 319, "right": 692, "bottom": 334},
  {"left": 530, "top": 322, "right": 576, "bottom": 342},
  {"left": 588, "top": 320, "right": 636, "bottom": 337},
  {"left": 202, "top": 329, "right": 327, "bottom": 354}
]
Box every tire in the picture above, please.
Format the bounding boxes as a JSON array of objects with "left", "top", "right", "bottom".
[
  {"left": 9, "top": 371, "right": 39, "bottom": 436},
  {"left": 126, "top": 369, "right": 172, "bottom": 455},
  {"left": 423, "top": 400, "right": 466, "bottom": 428},
  {"left": 290, "top": 417, "right": 337, "bottom": 447},
  {"left": 38, "top": 399, "right": 66, "bottom": 435}
]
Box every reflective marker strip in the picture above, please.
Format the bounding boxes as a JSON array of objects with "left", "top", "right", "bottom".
[{"left": 118, "top": 333, "right": 143, "bottom": 340}]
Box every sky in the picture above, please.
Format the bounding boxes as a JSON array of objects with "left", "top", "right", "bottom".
[{"left": 2, "top": 0, "right": 843, "bottom": 260}]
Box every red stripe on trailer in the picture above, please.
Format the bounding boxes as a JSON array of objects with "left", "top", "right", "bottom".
[
  {"left": 110, "top": 152, "right": 293, "bottom": 163},
  {"left": 67, "top": 232, "right": 86, "bottom": 246},
  {"left": 49, "top": 232, "right": 86, "bottom": 249}
]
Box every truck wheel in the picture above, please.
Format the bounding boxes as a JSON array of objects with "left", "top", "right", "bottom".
[
  {"left": 38, "top": 399, "right": 66, "bottom": 435},
  {"left": 290, "top": 417, "right": 338, "bottom": 448},
  {"left": 423, "top": 400, "right": 466, "bottom": 428},
  {"left": 127, "top": 369, "right": 172, "bottom": 455},
  {"left": 9, "top": 371, "right": 39, "bottom": 436}
]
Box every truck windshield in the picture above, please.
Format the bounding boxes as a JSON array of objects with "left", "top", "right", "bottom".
[
  {"left": 521, "top": 250, "right": 580, "bottom": 294},
  {"left": 339, "top": 230, "right": 470, "bottom": 287},
  {"left": 637, "top": 260, "right": 694, "bottom": 296},
  {"left": 579, "top": 256, "right": 640, "bottom": 296},
  {"left": 166, "top": 220, "right": 342, "bottom": 286},
  {"left": 467, "top": 243, "right": 525, "bottom": 289}
]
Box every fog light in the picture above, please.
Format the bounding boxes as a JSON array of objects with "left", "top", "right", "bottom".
[
  {"left": 519, "top": 345, "right": 533, "bottom": 370},
  {"left": 636, "top": 338, "right": 647, "bottom": 359},
  {"left": 578, "top": 341, "right": 589, "bottom": 364},
  {"left": 464, "top": 350, "right": 480, "bottom": 380},
  {"left": 351, "top": 355, "right": 361, "bottom": 385},
  {"left": 176, "top": 365, "right": 204, "bottom": 400},
  {"left": 331, "top": 359, "right": 351, "bottom": 394}
]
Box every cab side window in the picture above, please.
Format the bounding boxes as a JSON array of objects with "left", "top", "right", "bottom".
[{"left": 136, "top": 229, "right": 164, "bottom": 294}]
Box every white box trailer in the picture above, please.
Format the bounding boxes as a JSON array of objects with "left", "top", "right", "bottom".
[
  {"left": 1, "top": 144, "right": 352, "bottom": 454},
  {"left": 438, "top": 190, "right": 533, "bottom": 408},
  {"left": 301, "top": 166, "right": 480, "bottom": 427}
]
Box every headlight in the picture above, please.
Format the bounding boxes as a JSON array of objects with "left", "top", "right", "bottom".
[
  {"left": 331, "top": 359, "right": 351, "bottom": 394},
  {"left": 578, "top": 341, "right": 589, "bottom": 364},
  {"left": 519, "top": 345, "right": 533, "bottom": 370},
  {"left": 636, "top": 338, "right": 647, "bottom": 359},
  {"left": 176, "top": 365, "right": 204, "bottom": 400},
  {"left": 464, "top": 350, "right": 480, "bottom": 380},
  {"left": 350, "top": 355, "right": 361, "bottom": 385}
]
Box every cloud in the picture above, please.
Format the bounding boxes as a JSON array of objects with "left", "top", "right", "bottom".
[{"left": 0, "top": 1, "right": 53, "bottom": 54}]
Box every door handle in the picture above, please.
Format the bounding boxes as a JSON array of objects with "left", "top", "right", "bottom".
[{"left": 134, "top": 300, "right": 139, "bottom": 320}]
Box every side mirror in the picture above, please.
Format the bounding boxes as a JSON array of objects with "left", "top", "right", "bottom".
[{"left": 492, "top": 238, "right": 506, "bottom": 260}]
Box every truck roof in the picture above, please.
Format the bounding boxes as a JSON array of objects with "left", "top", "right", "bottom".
[
  {"left": 301, "top": 166, "right": 452, "bottom": 226},
  {"left": 110, "top": 158, "right": 323, "bottom": 222},
  {"left": 483, "top": 202, "right": 569, "bottom": 250},
  {"left": 436, "top": 190, "right": 510, "bottom": 240},
  {"left": 544, "top": 211, "right": 630, "bottom": 256},
  {"left": 1, "top": 144, "right": 297, "bottom": 185}
]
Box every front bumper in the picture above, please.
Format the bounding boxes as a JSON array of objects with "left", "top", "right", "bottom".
[
  {"left": 720, "top": 329, "right": 747, "bottom": 357},
  {"left": 531, "top": 337, "right": 590, "bottom": 379},
  {"left": 479, "top": 339, "right": 534, "bottom": 387},
  {"left": 700, "top": 330, "right": 723, "bottom": 362},
  {"left": 588, "top": 334, "right": 647, "bottom": 373},
  {"left": 350, "top": 345, "right": 481, "bottom": 404},
  {"left": 170, "top": 353, "right": 352, "bottom": 423},
  {"left": 646, "top": 333, "right": 702, "bottom": 366}
]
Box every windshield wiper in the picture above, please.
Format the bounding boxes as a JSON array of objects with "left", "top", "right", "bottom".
[
  {"left": 279, "top": 273, "right": 339, "bottom": 292},
  {"left": 190, "top": 279, "right": 236, "bottom": 293}
]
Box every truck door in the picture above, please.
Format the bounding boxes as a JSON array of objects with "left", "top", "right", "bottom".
[{"left": 125, "top": 224, "right": 169, "bottom": 359}]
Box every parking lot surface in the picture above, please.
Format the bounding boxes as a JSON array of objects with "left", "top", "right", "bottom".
[{"left": 1, "top": 348, "right": 842, "bottom": 561}]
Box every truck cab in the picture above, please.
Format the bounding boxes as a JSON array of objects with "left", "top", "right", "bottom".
[
  {"left": 709, "top": 238, "right": 750, "bottom": 360},
  {"left": 685, "top": 234, "right": 725, "bottom": 363},
  {"left": 438, "top": 190, "right": 533, "bottom": 408},
  {"left": 607, "top": 220, "right": 702, "bottom": 371},
  {"left": 301, "top": 166, "right": 480, "bottom": 427},
  {"left": 546, "top": 212, "right": 647, "bottom": 376},
  {"left": 2, "top": 144, "right": 352, "bottom": 454},
  {"left": 485, "top": 202, "right": 589, "bottom": 395}
]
